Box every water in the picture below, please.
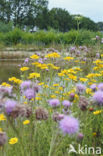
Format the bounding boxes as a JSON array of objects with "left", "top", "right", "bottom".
[{"left": 0, "top": 61, "right": 22, "bottom": 83}]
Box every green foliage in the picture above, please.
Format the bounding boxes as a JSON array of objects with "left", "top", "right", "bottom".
[
  {"left": 0, "top": 21, "right": 13, "bottom": 33},
  {"left": 49, "top": 8, "right": 73, "bottom": 32},
  {"left": 0, "top": 28, "right": 102, "bottom": 46}
]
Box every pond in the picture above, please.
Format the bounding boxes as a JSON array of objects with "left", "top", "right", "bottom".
[{"left": 0, "top": 61, "right": 22, "bottom": 83}]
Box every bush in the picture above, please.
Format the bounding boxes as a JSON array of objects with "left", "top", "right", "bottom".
[
  {"left": 0, "top": 28, "right": 103, "bottom": 46},
  {"left": 0, "top": 21, "right": 13, "bottom": 33}
]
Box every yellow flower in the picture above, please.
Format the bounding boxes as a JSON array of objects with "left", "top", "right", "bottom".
[
  {"left": 38, "top": 82, "right": 44, "bottom": 86},
  {"left": 45, "top": 52, "right": 60, "bottom": 58},
  {"left": 64, "top": 56, "right": 74, "bottom": 61},
  {"left": 93, "top": 59, "right": 103, "bottom": 65},
  {"left": 20, "top": 67, "right": 29, "bottom": 72},
  {"left": 9, "top": 137, "right": 18, "bottom": 144},
  {"left": 1, "top": 82, "right": 11, "bottom": 87},
  {"left": 93, "top": 110, "right": 102, "bottom": 115},
  {"left": 51, "top": 95, "right": 56, "bottom": 98},
  {"left": 93, "top": 132, "right": 97, "bottom": 136},
  {"left": 0, "top": 128, "right": 3, "bottom": 132},
  {"left": 9, "top": 77, "right": 17, "bottom": 82},
  {"left": 74, "top": 60, "right": 79, "bottom": 63},
  {"left": 86, "top": 88, "right": 92, "bottom": 94},
  {"left": 68, "top": 74, "right": 77, "bottom": 81},
  {"left": 81, "top": 61, "right": 86, "bottom": 64},
  {"left": 24, "top": 101, "right": 27, "bottom": 104},
  {"left": 55, "top": 91, "right": 59, "bottom": 94},
  {"left": 43, "top": 85, "right": 49, "bottom": 88},
  {"left": 35, "top": 97, "right": 41, "bottom": 100},
  {"left": 40, "top": 64, "right": 48, "bottom": 69},
  {"left": 30, "top": 54, "right": 39, "bottom": 59},
  {"left": 0, "top": 114, "right": 6, "bottom": 121},
  {"left": 58, "top": 87, "right": 63, "bottom": 91},
  {"left": 14, "top": 79, "right": 22, "bottom": 84},
  {"left": 80, "top": 78, "right": 88, "bottom": 82},
  {"left": 23, "top": 120, "right": 30, "bottom": 125},
  {"left": 58, "top": 73, "right": 65, "bottom": 77},
  {"left": 53, "top": 84, "right": 59, "bottom": 87},
  {"left": 28, "top": 72, "right": 40, "bottom": 79}
]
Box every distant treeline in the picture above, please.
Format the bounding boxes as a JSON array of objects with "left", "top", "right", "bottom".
[{"left": 0, "top": 0, "right": 103, "bottom": 32}]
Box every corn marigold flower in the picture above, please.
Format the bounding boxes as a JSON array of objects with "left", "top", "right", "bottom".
[
  {"left": 30, "top": 54, "right": 39, "bottom": 59},
  {"left": 59, "top": 116, "right": 79, "bottom": 135},
  {"left": 28, "top": 72, "right": 40, "bottom": 79},
  {"left": 0, "top": 114, "right": 6, "bottom": 121},
  {"left": 49, "top": 99, "right": 60, "bottom": 107},
  {"left": 23, "top": 120, "right": 30, "bottom": 125},
  {"left": 20, "top": 67, "right": 29, "bottom": 72},
  {"left": 9, "top": 137, "right": 18, "bottom": 144},
  {"left": 0, "top": 132, "right": 7, "bottom": 146},
  {"left": 93, "top": 110, "right": 102, "bottom": 115}
]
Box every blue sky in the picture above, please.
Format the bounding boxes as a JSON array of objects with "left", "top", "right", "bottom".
[{"left": 48, "top": 0, "right": 103, "bottom": 22}]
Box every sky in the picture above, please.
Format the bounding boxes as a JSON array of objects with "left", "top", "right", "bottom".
[{"left": 48, "top": 0, "right": 103, "bottom": 22}]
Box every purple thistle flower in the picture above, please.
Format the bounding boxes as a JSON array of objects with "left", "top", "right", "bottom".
[
  {"left": 24, "top": 58, "right": 29, "bottom": 63},
  {"left": 0, "top": 86, "right": 12, "bottom": 97},
  {"left": 62, "top": 100, "right": 71, "bottom": 108},
  {"left": 20, "top": 81, "right": 32, "bottom": 90},
  {"left": 93, "top": 91, "right": 103, "bottom": 106},
  {"left": 24, "top": 88, "right": 36, "bottom": 100},
  {"left": 76, "top": 83, "right": 86, "bottom": 94},
  {"left": 70, "top": 47, "right": 76, "bottom": 53},
  {"left": 98, "top": 83, "right": 103, "bottom": 91},
  {"left": 49, "top": 99, "right": 60, "bottom": 107},
  {"left": 76, "top": 50, "right": 80, "bottom": 56},
  {"left": 96, "top": 53, "right": 100, "bottom": 58},
  {"left": 69, "top": 93, "right": 75, "bottom": 102},
  {"left": 83, "top": 57, "right": 87, "bottom": 62},
  {"left": 96, "top": 35, "right": 100, "bottom": 40},
  {"left": 38, "top": 58, "right": 43, "bottom": 64},
  {"left": 5, "top": 100, "right": 17, "bottom": 114},
  {"left": 90, "top": 84, "right": 97, "bottom": 92},
  {"left": 77, "top": 133, "right": 84, "bottom": 141},
  {"left": 59, "top": 116, "right": 79, "bottom": 135}
]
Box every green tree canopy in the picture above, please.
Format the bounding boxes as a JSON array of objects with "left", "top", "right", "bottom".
[{"left": 49, "top": 8, "right": 73, "bottom": 32}]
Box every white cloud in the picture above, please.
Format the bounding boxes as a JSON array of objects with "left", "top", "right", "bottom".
[{"left": 48, "top": 0, "right": 103, "bottom": 22}]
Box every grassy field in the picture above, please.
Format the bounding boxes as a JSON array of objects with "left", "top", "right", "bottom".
[{"left": 0, "top": 35, "right": 103, "bottom": 156}]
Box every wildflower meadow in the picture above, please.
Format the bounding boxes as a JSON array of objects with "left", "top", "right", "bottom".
[{"left": 1, "top": 36, "right": 103, "bottom": 156}]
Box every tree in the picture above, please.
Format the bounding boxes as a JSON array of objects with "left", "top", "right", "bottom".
[
  {"left": 49, "top": 8, "right": 73, "bottom": 32},
  {"left": 0, "top": 0, "right": 48, "bottom": 28},
  {"left": 97, "top": 22, "right": 103, "bottom": 31}
]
